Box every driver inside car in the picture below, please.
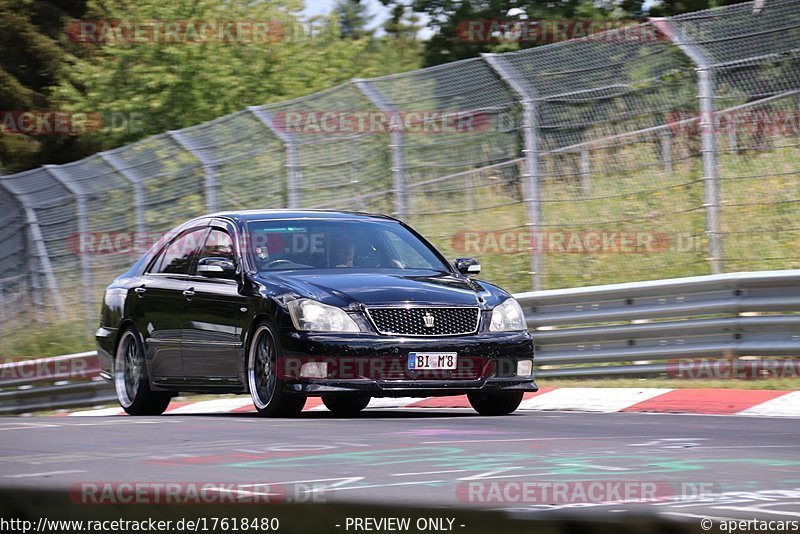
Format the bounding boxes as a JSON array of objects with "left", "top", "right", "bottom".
[{"left": 332, "top": 234, "right": 356, "bottom": 267}]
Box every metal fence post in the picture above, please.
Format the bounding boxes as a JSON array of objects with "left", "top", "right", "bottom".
[
  {"left": 0, "top": 179, "right": 63, "bottom": 320},
  {"left": 660, "top": 20, "right": 722, "bottom": 274},
  {"left": 482, "top": 53, "right": 542, "bottom": 290},
  {"left": 580, "top": 149, "right": 591, "bottom": 194},
  {"left": 352, "top": 79, "right": 408, "bottom": 219},
  {"left": 698, "top": 68, "right": 722, "bottom": 274},
  {"left": 248, "top": 106, "right": 301, "bottom": 208},
  {"left": 43, "top": 166, "right": 87, "bottom": 322},
  {"left": 660, "top": 130, "right": 673, "bottom": 176},
  {"left": 98, "top": 152, "right": 147, "bottom": 248},
  {"left": 167, "top": 130, "right": 218, "bottom": 212}
]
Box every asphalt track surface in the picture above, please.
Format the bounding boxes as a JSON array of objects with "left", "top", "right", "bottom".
[{"left": 1, "top": 408, "right": 799, "bottom": 526}]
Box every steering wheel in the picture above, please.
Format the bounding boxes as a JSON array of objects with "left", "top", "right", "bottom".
[
  {"left": 384, "top": 259, "right": 406, "bottom": 269},
  {"left": 265, "top": 259, "right": 293, "bottom": 268}
]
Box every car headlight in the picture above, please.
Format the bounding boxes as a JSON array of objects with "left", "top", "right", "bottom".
[
  {"left": 287, "top": 298, "right": 360, "bottom": 333},
  {"left": 489, "top": 297, "right": 526, "bottom": 332}
]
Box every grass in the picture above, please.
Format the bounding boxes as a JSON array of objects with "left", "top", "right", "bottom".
[{"left": 0, "top": 319, "right": 93, "bottom": 360}]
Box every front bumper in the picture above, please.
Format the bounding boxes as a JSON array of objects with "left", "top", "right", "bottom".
[{"left": 279, "top": 329, "right": 537, "bottom": 397}]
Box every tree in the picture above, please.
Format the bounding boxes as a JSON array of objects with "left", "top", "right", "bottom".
[
  {"left": 0, "top": 0, "right": 101, "bottom": 173},
  {"left": 648, "top": 0, "right": 749, "bottom": 17},
  {"left": 380, "top": 0, "right": 647, "bottom": 67},
  {"left": 335, "top": 0, "right": 373, "bottom": 39}
]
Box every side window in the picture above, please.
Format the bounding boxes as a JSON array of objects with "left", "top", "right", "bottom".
[
  {"left": 200, "top": 229, "right": 236, "bottom": 262},
  {"left": 152, "top": 228, "right": 208, "bottom": 274}
]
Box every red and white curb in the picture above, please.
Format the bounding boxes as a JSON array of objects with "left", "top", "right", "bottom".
[{"left": 65, "top": 387, "right": 800, "bottom": 417}]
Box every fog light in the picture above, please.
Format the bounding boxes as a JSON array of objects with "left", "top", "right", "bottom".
[
  {"left": 516, "top": 360, "right": 533, "bottom": 377},
  {"left": 300, "top": 362, "right": 328, "bottom": 378}
]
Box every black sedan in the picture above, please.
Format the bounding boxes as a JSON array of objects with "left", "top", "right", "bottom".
[{"left": 96, "top": 210, "right": 537, "bottom": 417}]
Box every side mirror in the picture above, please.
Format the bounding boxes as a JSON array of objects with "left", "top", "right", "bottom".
[
  {"left": 197, "top": 257, "right": 236, "bottom": 279},
  {"left": 454, "top": 257, "right": 481, "bottom": 277}
]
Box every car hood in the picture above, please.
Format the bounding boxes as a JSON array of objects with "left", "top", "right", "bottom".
[{"left": 259, "top": 270, "right": 502, "bottom": 308}]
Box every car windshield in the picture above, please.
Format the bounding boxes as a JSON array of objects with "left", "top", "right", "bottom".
[{"left": 245, "top": 219, "right": 451, "bottom": 272}]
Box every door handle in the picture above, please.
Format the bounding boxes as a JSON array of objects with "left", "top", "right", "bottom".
[
  {"left": 134, "top": 286, "right": 146, "bottom": 297},
  {"left": 183, "top": 288, "right": 195, "bottom": 299}
]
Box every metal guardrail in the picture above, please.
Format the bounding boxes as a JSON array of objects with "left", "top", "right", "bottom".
[
  {"left": 0, "top": 352, "right": 115, "bottom": 415},
  {"left": 1, "top": 271, "right": 798, "bottom": 414},
  {"left": 517, "top": 270, "right": 800, "bottom": 377}
]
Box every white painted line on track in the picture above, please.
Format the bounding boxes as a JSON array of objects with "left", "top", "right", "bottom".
[
  {"left": 391, "top": 470, "right": 470, "bottom": 477},
  {"left": 421, "top": 436, "right": 654, "bottom": 444},
  {"left": 167, "top": 398, "right": 253, "bottom": 414},
  {"left": 659, "top": 512, "right": 743, "bottom": 522},
  {"left": 713, "top": 504, "right": 800, "bottom": 518},
  {"left": 3, "top": 470, "right": 86, "bottom": 478},
  {"left": 68, "top": 407, "right": 123, "bottom": 417}
]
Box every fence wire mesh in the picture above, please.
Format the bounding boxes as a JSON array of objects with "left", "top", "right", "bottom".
[{"left": 1, "top": 0, "right": 798, "bottom": 335}]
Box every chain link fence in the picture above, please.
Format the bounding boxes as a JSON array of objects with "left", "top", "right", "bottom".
[{"left": 1, "top": 0, "right": 799, "bottom": 336}]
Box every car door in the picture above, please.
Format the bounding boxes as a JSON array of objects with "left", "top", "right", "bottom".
[
  {"left": 180, "top": 223, "right": 248, "bottom": 380},
  {"left": 130, "top": 226, "right": 209, "bottom": 379}
]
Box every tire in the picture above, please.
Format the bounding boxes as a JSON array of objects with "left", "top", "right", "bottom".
[
  {"left": 247, "top": 321, "right": 306, "bottom": 417},
  {"left": 114, "top": 327, "right": 172, "bottom": 415},
  {"left": 467, "top": 391, "right": 524, "bottom": 416},
  {"left": 322, "top": 395, "right": 371, "bottom": 416}
]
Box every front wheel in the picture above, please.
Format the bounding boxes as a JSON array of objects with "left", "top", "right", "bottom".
[
  {"left": 467, "top": 391, "right": 524, "bottom": 416},
  {"left": 247, "top": 322, "right": 306, "bottom": 417},
  {"left": 114, "top": 327, "right": 171, "bottom": 415},
  {"left": 322, "top": 395, "right": 371, "bottom": 416}
]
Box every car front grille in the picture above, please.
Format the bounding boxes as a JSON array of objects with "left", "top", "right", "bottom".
[{"left": 365, "top": 307, "right": 480, "bottom": 336}]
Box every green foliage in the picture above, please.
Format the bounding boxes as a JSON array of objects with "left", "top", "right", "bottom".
[
  {"left": 0, "top": 0, "right": 102, "bottom": 172},
  {"left": 380, "top": 0, "right": 647, "bottom": 67},
  {"left": 335, "top": 0, "right": 373, "bottom": 39},
  {"left": 0, "top": 319, "right": 93, "bottom": 359},
  {"left": 2, "top": 0, "right": 423, "bottom": 171}
]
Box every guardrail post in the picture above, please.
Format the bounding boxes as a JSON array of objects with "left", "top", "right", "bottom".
[
  {"left": 167, "top": 130, "right": 218, "bottom": 212},
  {"left": 352, "top": 79, "right": 408, "bottom": 219},
  {"left": 659, "top": 19, "right": 722, "bottom": 274},
  {"left": 482, "top": 53, "right": 542, "bottom": 290},
  {"left": 98, "top": 152, "right": 147, "bottom": 248},
  {"left": 248, "top": 106, "right": 301, "bottom": 208}
]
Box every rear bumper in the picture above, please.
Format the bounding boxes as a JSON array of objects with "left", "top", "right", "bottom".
[{"left": 279, "top": 329, "right": 537, "bottom": 397}]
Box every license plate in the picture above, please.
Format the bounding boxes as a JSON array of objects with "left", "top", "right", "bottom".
[{"left": 408, "top": 352, "right": 457, "bottom": 370}]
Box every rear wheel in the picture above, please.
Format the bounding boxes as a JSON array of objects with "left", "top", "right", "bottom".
[
  {"left": 467, "top": 392, "right": 524, "bottom": 416},
  {"left": 248, "top": 322, "right": 306, "bottom": 417},
  {"left": 114, "top": 327, "right": 171, "bottom": 415},
  {"left": 322, "top": 395, "right": 371, "bottom": 416}
]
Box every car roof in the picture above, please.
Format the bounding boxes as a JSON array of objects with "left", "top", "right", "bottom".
[{"left": 199, "top": 209, "right": 400, "bottom": 225}]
